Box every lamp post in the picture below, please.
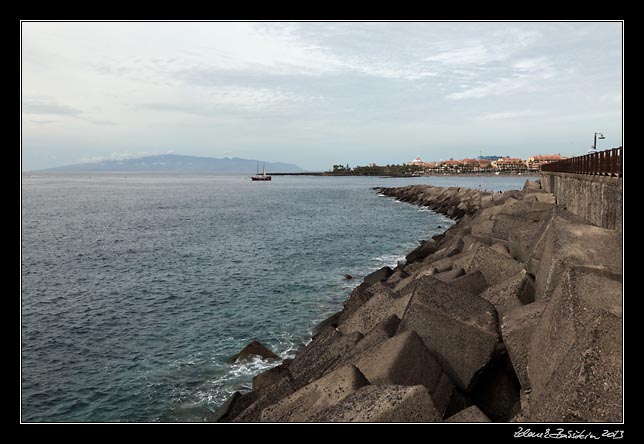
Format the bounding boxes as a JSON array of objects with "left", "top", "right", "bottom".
[{"left": 592, "top": 132, "right": 605, "bottom": 151}]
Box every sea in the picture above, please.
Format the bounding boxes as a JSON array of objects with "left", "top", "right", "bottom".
[{"left": 21, "top": 173, "right": 537, "bottom": 422}]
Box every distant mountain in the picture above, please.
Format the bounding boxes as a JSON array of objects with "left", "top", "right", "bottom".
[{"left": 38, "top": 154, "right": 305, "bottom": 173}]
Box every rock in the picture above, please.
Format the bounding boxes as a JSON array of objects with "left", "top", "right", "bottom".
[
  {"left": 469, "top": 345, "right": 521, "bottom": 422},
  {"left": 363, "top": 266, "right": 394, "bottom": 286},
  {"left": 232, "top": 377, "right": 297, "bottom": 422},
  {"left": 385, "top": 268, "right": 410, "bottom": 287},
  {"left": 253, "top": 362, "right": 292, "bottom": 390},
  {"left": 288, "top": 326, "right": 363, "bottom": 388},
  {"left": 344, "top": 274, "right": 353, "bottom": 280},
  {"left": 396, "top": 276, "right": 499, "bottom": 391},
  {"left": 534, "top": 215, "right": 622, "bottom": 301},
  {"left": 337, "top": 282, "right": 377, "bottom": 324},
  {"left": 337, "top": 285, "right": 412, "bottom": 336},
  {"left": 479, "top": 271, "right": 535, "bottom": 314},
  {"left": 311, "top": 385, "right": 442, "bottom": 423},
  {"left": 228, "top": 340, "right": 279, "bottom": 364},
  {"left": 492, "top": 214, "right": 540, "bottom": 242},
  {"left": 490, "top": 243, "right": 511, "bottom": 257},
  {"left": 452, "top": 243, "right": 525, "bottom": 287},
  {"left": 447, "top": 271, "right": 489, "bottom": 296},
  {"left": 534, "top": 193, "right": 555, "bottom": 204},
  {"left": 311, "top": 311, "right": 342, "bottom": 338},
  {"left": 522, "top": 180, "right": 541, "bottom": 191},
  {"left": 205, "top": 391, "right": 242, "bottom": 422},
  {"left": 500, "top": 301, "right": 546, "bottom": 390},
  {"left": 527, "top": 266, "right": 622, "bottom": 422},
  {"left": 432, "top": 267, "right": 465, "bottom": 283},
  {"left": 328, "top": 315, "right": 401, "bottom": 373},
  {"left": 446, "top": 405, "right": 491, "bottom": 422},
  {"left": 405, "top": 239, "right": 440, "bottom": 264},
  {"left": 260, "top": 365, "right": 370, "bottom": 422},
  {"left": 354, "top": 330, "right": 452, "bottom": 415}
]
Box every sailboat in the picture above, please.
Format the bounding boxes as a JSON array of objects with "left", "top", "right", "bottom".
[{"left": 251, "top": 162, "right": 272, "bottom": 181}]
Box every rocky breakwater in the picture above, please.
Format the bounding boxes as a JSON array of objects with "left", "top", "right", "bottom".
[{"left": 208, "top": 181, "right": 623, "bottom": 423}]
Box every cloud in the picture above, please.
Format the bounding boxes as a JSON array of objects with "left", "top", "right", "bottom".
[
  {"left": 424, "top": 45, "right": 490, "bottom": 66},
  {"left": 446, "top": 77, "right": 534, "bottom": 100},
  {"left": 476, "top": 110, "right": 543, "bottom": 121},
  {"left": 22, "top": 97, "right": 83, "bottom": 116}
]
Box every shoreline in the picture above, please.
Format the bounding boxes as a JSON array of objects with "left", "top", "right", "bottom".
[{"left": 207, "top": 179, "right": 622, "bottom": 423}]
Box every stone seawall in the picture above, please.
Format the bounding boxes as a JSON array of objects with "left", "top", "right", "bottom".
[
  {"left": 208, "top": 180, "right": 623, "bottom": 423},
  {"left": 540, "top": 171, "right": 622, "bottom": 232}
]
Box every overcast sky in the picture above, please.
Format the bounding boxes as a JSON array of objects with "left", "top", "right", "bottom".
[{"left": 21, "top": 21, "right": 622, "bottom": 171}]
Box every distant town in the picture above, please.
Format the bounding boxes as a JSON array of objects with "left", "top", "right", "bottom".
[{"left": 330, "top": 154, "right": 567, "bottom": 176}]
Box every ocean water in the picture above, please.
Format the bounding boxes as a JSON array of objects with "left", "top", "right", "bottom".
[{"left": 21, "top": 173, "right": 537, "bottom": 422}]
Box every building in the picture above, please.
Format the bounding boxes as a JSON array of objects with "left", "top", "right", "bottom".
[
  {"left": 478, "top": 155, "right": 507, "bottom": 161},
  {"left": 526, "top": 154, "right": 566, "bottom": 171},
  {"left": 405, "top": 156, "right": 426, "bottom": 166},
  {"left": 493, "top": 157, "right": 527, "bottom": 172}
]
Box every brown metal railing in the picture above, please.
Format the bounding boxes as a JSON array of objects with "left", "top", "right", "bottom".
[{"left": 540, "top": 146, "right": 622, "bottom": 177}]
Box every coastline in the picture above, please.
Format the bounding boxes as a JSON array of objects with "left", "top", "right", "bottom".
[{"left": 207, "top": 179, "right": 622, "bottom": 423}]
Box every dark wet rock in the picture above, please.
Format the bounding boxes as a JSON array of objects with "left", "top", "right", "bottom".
[
  {"left": 232, "top": 377, "right": 297, "bottom": 422},
  {"left": 363, "top": 266, "right": 394, "bottom": 286},
  {"left": 205, "top": 391, "right": 242, "bottom": 422},
  {"left": 311, "top": 311, "right": 342, "bottom": 338},
  {"left": 228, "top": 340, "right": 279, "bottom": 364},
  {"left": 253, "top": 362, "right": 292, "bottom": 391},
  {"left": 344, "top": 274, "right": 353, "bottom": 280}
]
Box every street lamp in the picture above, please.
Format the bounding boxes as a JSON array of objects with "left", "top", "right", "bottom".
[{"left": 592, "top": 132, "right": 605, "bottom": 151}]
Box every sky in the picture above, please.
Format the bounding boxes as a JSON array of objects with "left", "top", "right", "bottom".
[{"left": 21, "top": 21, "right": 623, "bottom": 171}]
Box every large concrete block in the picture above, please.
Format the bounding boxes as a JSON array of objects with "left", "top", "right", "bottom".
[
  {"left": 535, "top": 215, "right": 622, "bottom": 301},
  {"left": 448, "top": 271, "right": 489, "bottom": 296},
  {"left": 452, "top": 244, "right": 525, "bottom": 287},
  {"left": 405, "top": 239, "right": 440, "bottom": 264},
  {"left": 446, "top": 405, "right": 491, "bottom": 422},
  {"left": 253, "top": 361, "right": 292, "bottom": 391},
  {"left": 232, "top": 377, "right": 296, "bottom": 422},
  {"left": 397, "top": 276, "right": 499, "bottom": 391},
  {"left": 311, "top": 385, "right": 442, "bottom": 423},
  {"left": 500, "top": 301, "right": 546, "bottom": 390},
  {"left": 354, "top": 330, "right": 450, "bottom": 414},
  {"left": 288, "top": 326, "right": 363, "bottom": 387},
  {"left": 432, "top": 267, "right": 465, "bottom": 282},
  {"left": 260, "top": 365, "right": 370, "bottom": 422},
  {"left": 337, "top": 285, "right": 412, "bottom": 335},
  {"left": 328, "top": 315, "right": 400, "bottom": 373},
  {"left": 337, "top": 282, "right": 373, "bottom": 323},
  {"left": 479, "top": 270, "right": 535, "bottom": 314},
  {"left": 492, "top": 214, "right": 540, "bottom": 242},
  {"left": 527, "top": 266, "right": 622, "bottom": 422},
  {"left": 363, "top": 266, "right": 394, "bottom": 286}
]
